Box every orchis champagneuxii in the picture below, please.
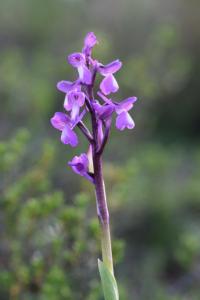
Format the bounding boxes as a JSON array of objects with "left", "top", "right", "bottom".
[{"left": 51, "top": 32, "right": 137, "bottom": 300}]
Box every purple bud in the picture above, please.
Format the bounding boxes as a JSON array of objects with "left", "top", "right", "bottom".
[{"left": 83, "top": 32, "right": 98, "bottom": 55}]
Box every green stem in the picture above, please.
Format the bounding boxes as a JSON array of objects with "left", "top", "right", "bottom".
[{"left": 100, "top": 220, "right": 114, "bottom": 275}]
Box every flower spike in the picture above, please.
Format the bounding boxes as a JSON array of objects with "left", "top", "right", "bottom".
[{"left": 50, "top": 32, "right": 139, "bottom": 300}]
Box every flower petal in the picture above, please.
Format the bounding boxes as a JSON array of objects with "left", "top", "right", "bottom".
[
  {"left": 71, "top": 109, "right": 87, "bottom": 129},
  {"left": 71, "top": 102, "right": 80, "bottom": 122},
  {"left": 50, "top": 112, "right": 70, "bottom": 131},
  {"left": 115, "top": 97, "right": 137, "bottom": 114},
  {"left": 68, "top": 91, "right": 85, "bottom": 107},
  {"left": 116, "top": 111, "right": 135, "bottom": 131},
  {"left": 64, "top": 94, "right": 72, "bottom": 111},
  {"left": 68, "top": 153, "right": 88, "bottom": 175},
  {"left": 100, "top": 74, "right": 119, "bottom": 95},
  {"left": 98, "top": 60, "right": 122, "bottom": 76},
  {"left": 84, "top": 32, "right": 98, "bottom": 48},
  {"left": 93, "top": 103, "right": 114, "bottom": 120},
  {"left": 57, "top": 80, "right": 75, "bottom": 93},
  {"left": 83, "top": 32, "right": 98, "bottom": 55},
  {"left": 78, "top": 65, "right": 92, "bottom": 84},
  {"left": 68, "top": 52, "right": 85, "bottom": 68},
  {"left": 61, "top": 125, "right": 78, "bottom": 147}
]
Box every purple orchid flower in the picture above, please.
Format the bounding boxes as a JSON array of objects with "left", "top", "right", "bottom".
[
  {"left": 68, "top": 153, "right": 93, "bottom": 182},
  {"left": 64, "top": 90, "right": 85, "bottom": 121},
  {"left": 98, "top": 59, "right": 122, "bottom": 95},
  {"left": 115, "top": 96, "right": 137, "bottom": 130},
  {"left": 50, "top": 112, "right": 78, "bottom": 147},
  {"left": 68, "top": 52, "right": 92, "bottom": 84},
  {"left": 95, "top": 92, "right": 137, "bottom": 130}
]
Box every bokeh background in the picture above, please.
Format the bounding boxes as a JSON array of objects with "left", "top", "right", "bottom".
[{"left": 1, "top": 0, "right": 200, "bottom": 299}]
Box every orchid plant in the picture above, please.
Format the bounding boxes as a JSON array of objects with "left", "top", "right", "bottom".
[{"left": 51, "top": 32, "right": 137, "bottom": 300}]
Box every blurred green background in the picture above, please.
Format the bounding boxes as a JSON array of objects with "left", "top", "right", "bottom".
[{"left": 0, "top": 0, "right": 200, "bottom": 299}]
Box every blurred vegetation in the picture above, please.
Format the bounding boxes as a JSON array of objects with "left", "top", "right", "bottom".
[
  {"left": 0, "top": 0, "right": 200, "bottom": 299},
  {"left": 0, "top": 130, "right": 125, "bottom": 300}
]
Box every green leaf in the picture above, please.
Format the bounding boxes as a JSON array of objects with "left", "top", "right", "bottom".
[{"left": 98, "top": 259, "right": 119, "bottom": 300}]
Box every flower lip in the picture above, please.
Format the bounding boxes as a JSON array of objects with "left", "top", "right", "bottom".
[
  {"left": 116, "top": 111, "right": 135, "bottom": 131},
  {"left": 100, "top": 74, "right": 119, "bottom": 95},
  {"left": 61, "top": 125, "right": 78, "bottom": 146}
]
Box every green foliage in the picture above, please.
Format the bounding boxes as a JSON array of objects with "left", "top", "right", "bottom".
[
  {"left": 103, "top": 144, "right": 200, "bottom": 299},
  {"left": 0, "top": 130, "right": 124, "bottom": 300},
  {"left": 2, "top": 132, "right": 200, "bottom": 299},
  {"left": 120, "top": 25, "right": 192, "bottom": 99},
  {"left": 0, "top": 129, "right": 29, "bottom": 172}
]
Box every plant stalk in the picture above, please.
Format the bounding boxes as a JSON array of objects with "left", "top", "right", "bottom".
[
  {"left": 93, "top": 154, "right": 114, "bottom": 275},
  {"left": 87, "top": 69, "right": 114, "bottom": 276}
]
